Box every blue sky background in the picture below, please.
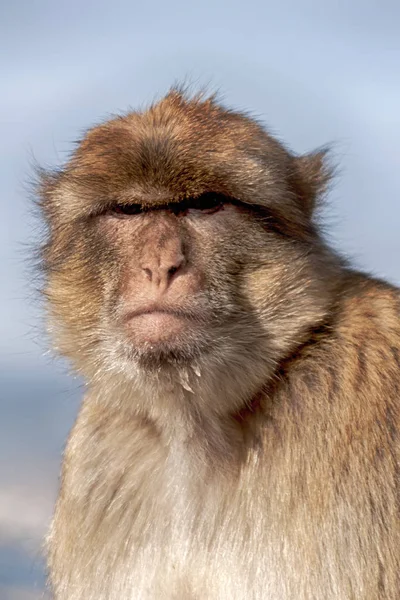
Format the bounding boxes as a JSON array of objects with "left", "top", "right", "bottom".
[{"left": 1, "top": 1, "right": 400, "bottom": 597}]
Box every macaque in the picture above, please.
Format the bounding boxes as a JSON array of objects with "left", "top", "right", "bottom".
[{"left": 38, "top": 90, "right": 400, "bottom": 599}]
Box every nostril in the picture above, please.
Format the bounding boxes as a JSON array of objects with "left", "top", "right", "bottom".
[
  {"left": 167, "top": 254, "right": 185, "bottom": 279},
  {"left": 168, "top": 265, "right": 178, "bottom": 277},
  {"left": 143, "top": 267, "right": 152, "bottom": 281}
]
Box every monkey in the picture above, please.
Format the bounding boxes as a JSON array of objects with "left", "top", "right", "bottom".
[{"left": 38, "top": 89, "right": 400, "bottom": 600}]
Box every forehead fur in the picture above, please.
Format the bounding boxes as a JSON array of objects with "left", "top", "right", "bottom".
[{"left": 42, "top": 90, "right": 296, "bottom": 221}]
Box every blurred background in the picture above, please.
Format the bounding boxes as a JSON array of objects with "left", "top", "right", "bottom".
[{"left": 1, "top": 0, "right": 400, "bottom": 598}]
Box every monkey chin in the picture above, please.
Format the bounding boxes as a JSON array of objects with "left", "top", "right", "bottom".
[{"left": 121, "top": 312, "right": 210, "bottom": 372}]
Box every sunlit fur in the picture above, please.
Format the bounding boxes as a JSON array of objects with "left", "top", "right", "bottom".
[{"left": 39, "top": 90, "right": 400, "bottom": 599}]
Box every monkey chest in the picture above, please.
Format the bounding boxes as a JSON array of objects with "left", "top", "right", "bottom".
[{"left": 114, "top": 474, "right": 304, "bottom": 600}]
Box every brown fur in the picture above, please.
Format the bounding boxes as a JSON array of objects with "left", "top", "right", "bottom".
[{"left": 38, "top": 90, "right": 400, "bottom": 599}]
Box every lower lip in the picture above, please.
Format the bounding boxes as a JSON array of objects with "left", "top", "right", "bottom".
[{"left": 125, "top": 311, "right": 190, "bottom": 343}]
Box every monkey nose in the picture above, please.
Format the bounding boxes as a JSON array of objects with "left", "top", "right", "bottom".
[{"left": 141, "top": 252, "right": 186, "bottom": 290}]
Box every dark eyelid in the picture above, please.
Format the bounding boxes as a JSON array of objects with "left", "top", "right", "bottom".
[
  {"left": 109, "top": 193, "right": 234, "bottom": 216},
  {"left": 111, "top": 203, "right": 143, "bottom": 216},
  {"left": 185, "top": 192, "right": 226, "bottom": 209}
]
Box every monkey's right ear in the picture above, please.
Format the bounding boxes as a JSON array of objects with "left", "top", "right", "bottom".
[{"left": 291, "top": 148, "right": 333, "bottom": 216}]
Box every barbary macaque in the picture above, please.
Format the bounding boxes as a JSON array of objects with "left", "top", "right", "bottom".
[{"left": 38, "top": 90, "right": 400, "bottom": 599}]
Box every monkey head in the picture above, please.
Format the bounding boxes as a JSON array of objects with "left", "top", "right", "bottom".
[{"left": 39, "top": 91, "right": 338, "bottom": 413}]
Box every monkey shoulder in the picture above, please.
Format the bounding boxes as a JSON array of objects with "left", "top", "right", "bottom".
[
  {"left": 290, "top": 272, "right": 400, "bottom": 381},
  {"left": 287, "top": 272, "right": 400, "bottom": 435},
  {"left": 335, "top": 272, "right": 400, "bottom": 360},
  {"left": 307, "top": 272, "right": 400, "bottom": 436}
]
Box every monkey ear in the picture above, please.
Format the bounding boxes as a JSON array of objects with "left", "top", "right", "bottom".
[{"left": 292, "top": 148, "right": 333, "bottom": 216}]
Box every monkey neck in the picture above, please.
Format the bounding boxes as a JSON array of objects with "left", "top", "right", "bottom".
[{"left": 89, "top": 368, "right": 266, "bottom": 467}]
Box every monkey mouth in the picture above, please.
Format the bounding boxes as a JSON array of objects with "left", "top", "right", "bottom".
[{"left": 122, "top": 307, "right": 204, "bottom": 347}]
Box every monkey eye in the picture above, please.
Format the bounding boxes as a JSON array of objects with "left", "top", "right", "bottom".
[
  {"left": 109, "top": 193, "right": 229, "bottom": 217},
  {"left": 185, "top": 193, "right": 226, "bottom": 214},
  {"left": 111, "top": 203, "right": 143, "bottom": 216}
]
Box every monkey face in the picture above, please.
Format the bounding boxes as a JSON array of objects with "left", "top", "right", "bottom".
[
  {"left": 96, "top": 195, "right": 275, "bottom": 373},
  {"left": 40, "top": 92, "right": 336, "bottom": 393}
]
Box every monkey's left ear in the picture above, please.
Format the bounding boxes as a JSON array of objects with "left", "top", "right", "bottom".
[{"left": 291, "top": 149, "right": 333, "bottom": 216}]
